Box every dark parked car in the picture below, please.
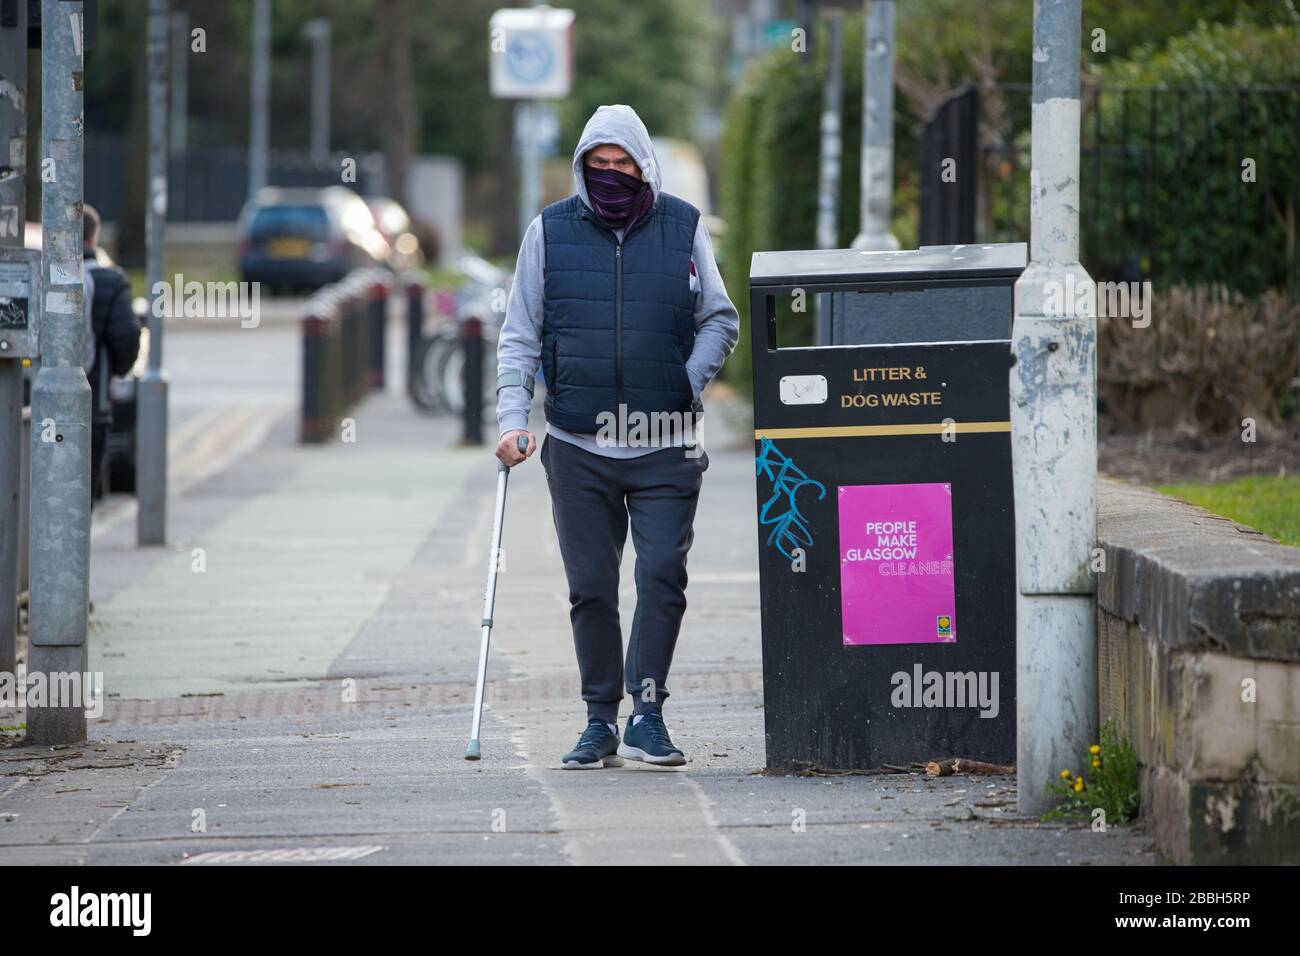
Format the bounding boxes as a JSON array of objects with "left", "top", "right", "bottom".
[{"left": 237, "top": 186, "right": 388, "bottom": 295}]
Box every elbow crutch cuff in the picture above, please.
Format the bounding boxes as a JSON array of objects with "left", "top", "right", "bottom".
[{"left": 496, "top": 369, "right": 535, "bottom": 397}]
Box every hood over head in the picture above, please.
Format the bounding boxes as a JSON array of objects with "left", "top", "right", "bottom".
[{"left": 571, "top": 105, "right": 662, "bottom": 211}]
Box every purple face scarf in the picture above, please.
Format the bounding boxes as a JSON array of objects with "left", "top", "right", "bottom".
[{"left": 584, "top": 165, "right": 654, "bottom": 232}]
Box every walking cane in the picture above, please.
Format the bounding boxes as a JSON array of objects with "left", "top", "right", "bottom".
[{"left": 465, "top": 433, "right": 529, "bottom": 760}]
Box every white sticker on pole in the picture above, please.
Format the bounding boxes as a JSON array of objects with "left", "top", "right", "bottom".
[
  {"left": 46, "top": 291, "right": 79, "bottom": 314},
  {"left": 779, "top": 374, "right": 828, "bottom": 405},
  {"left": 49, "top": 259, "right": 81, "bottom": 287},
  {"left": 489, "top": 7, "right": 575, "bottom": 99}
]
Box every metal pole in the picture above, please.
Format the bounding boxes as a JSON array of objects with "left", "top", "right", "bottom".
[
  {"left": 517, "top": 101, "right": 538, "bottom": 243},
  {"left": 814, "top": 11, "right": 843, "bottom": 251},
  {"left": 0, "top": 367, "right": 19, "bottom": 678},
  {"left": 814, "top": 11, "right": 844, "bottom": 345},
  {"left": 304, "top": 19, "right": 331, "bottom": 160},
  {"left": 28, "top": 0, "right": 89, "bottom": 745},
  {"left": 1010, "top": 0, "right": 1097, "bottom": 816},
  {"left": 137, "top": 0, "right": 170, "bottom": 546},
  {"left": 850, "top": 0, "right": 900, "bottom": 251},
  {"left": 515, "top": 0, "right": 544, "bottom": 242},
  {"left": 0, "top": 0, "right": 27, "bottom": 677},
  {"left": 169, "top": 11, "right": 188, "bottom": 154},
  {"left": 248, "top": 0, "right": 270, "bottom": 199},
  {"left": 168, "top": 11, "right": 188, "bottom": 220}
]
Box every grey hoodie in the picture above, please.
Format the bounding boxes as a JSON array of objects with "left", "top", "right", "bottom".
[{"left": 495, "top": 104, "right": 739, "bottom": 459}]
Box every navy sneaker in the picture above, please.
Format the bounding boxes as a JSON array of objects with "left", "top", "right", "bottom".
[
  {"left": 561, "top": 718, "right": 625, "bottom": 769},
  {"left": 617, "top": 712, "right": 686, "bottom": 766}
]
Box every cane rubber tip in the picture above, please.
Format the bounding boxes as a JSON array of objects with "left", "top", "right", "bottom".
[{"left": 464, "top": 740, "right": 481, "bottom": 761}]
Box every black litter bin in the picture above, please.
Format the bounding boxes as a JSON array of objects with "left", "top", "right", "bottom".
[{"left": 749, "top": 243, "right": 1025, "bottom": 771}]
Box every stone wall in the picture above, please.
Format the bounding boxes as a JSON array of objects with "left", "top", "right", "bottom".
[{"left": 1096, "top": 479, "right": 1299, "bottom": 864}]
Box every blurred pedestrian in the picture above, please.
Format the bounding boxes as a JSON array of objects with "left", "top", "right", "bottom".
[
  {"left": 495, "top": 105, "right": 739, "bottom": 768},
  {"left": 83, "top": 204, "right": 142, "bottom": 503}
]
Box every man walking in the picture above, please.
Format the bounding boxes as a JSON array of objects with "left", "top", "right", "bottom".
[{"left": 495, "top": 105, "right": 739, "bottom": 768}]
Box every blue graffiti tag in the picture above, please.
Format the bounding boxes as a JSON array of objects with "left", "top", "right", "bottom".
[{"left": 755, "top": 438, "right": 827, "bottom": 560}]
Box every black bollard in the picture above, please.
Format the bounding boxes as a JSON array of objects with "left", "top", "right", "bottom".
[
  {"left": 368, "top": 279, "right": 388, "bottom": 391},
  {"left": 301, "top": 311, "right": 328, "bottom": 444},
  {"left": 405, "top": 278, "right": 425, "bottom": 402},
  {"left": 460, "top": 315, "right": 484, "bottom": 446}
]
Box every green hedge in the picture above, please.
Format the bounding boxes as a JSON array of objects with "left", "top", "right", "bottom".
[
  {"left": 720, "top": 13, "right": 1300, "bottom": 394},
  {"left": 721, "top": 22, "right": 865, "bottom": 392},
  {"left": 1088, "top": 19, "right": 1300, "bottom": 294}
]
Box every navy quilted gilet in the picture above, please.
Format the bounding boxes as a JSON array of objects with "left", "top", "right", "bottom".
[{"left": 540, "top": 192, "right": 699, "bottom": 434}]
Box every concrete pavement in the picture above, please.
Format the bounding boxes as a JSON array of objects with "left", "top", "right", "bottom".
[{"left": 0, "top": 320, "right": 1161, "bottom": 865}]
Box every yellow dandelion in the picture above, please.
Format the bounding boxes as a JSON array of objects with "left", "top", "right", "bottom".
[
  {"left": 1060, "top": 770, "right": 1072, "bottom": 779},
  {"left": 1073, "top": 777, "right": 1084, "bottom": 793},
  {"left": 1092, "top": 759, "right": 1101, "bottom": 769},
  {"left": 1089, "top": 745, "right": 1101, "bottom": 755}
]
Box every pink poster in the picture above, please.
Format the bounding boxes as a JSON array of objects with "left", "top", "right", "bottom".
[{"left": 838, "top": 482, "right": 957, "bottom": 646}]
